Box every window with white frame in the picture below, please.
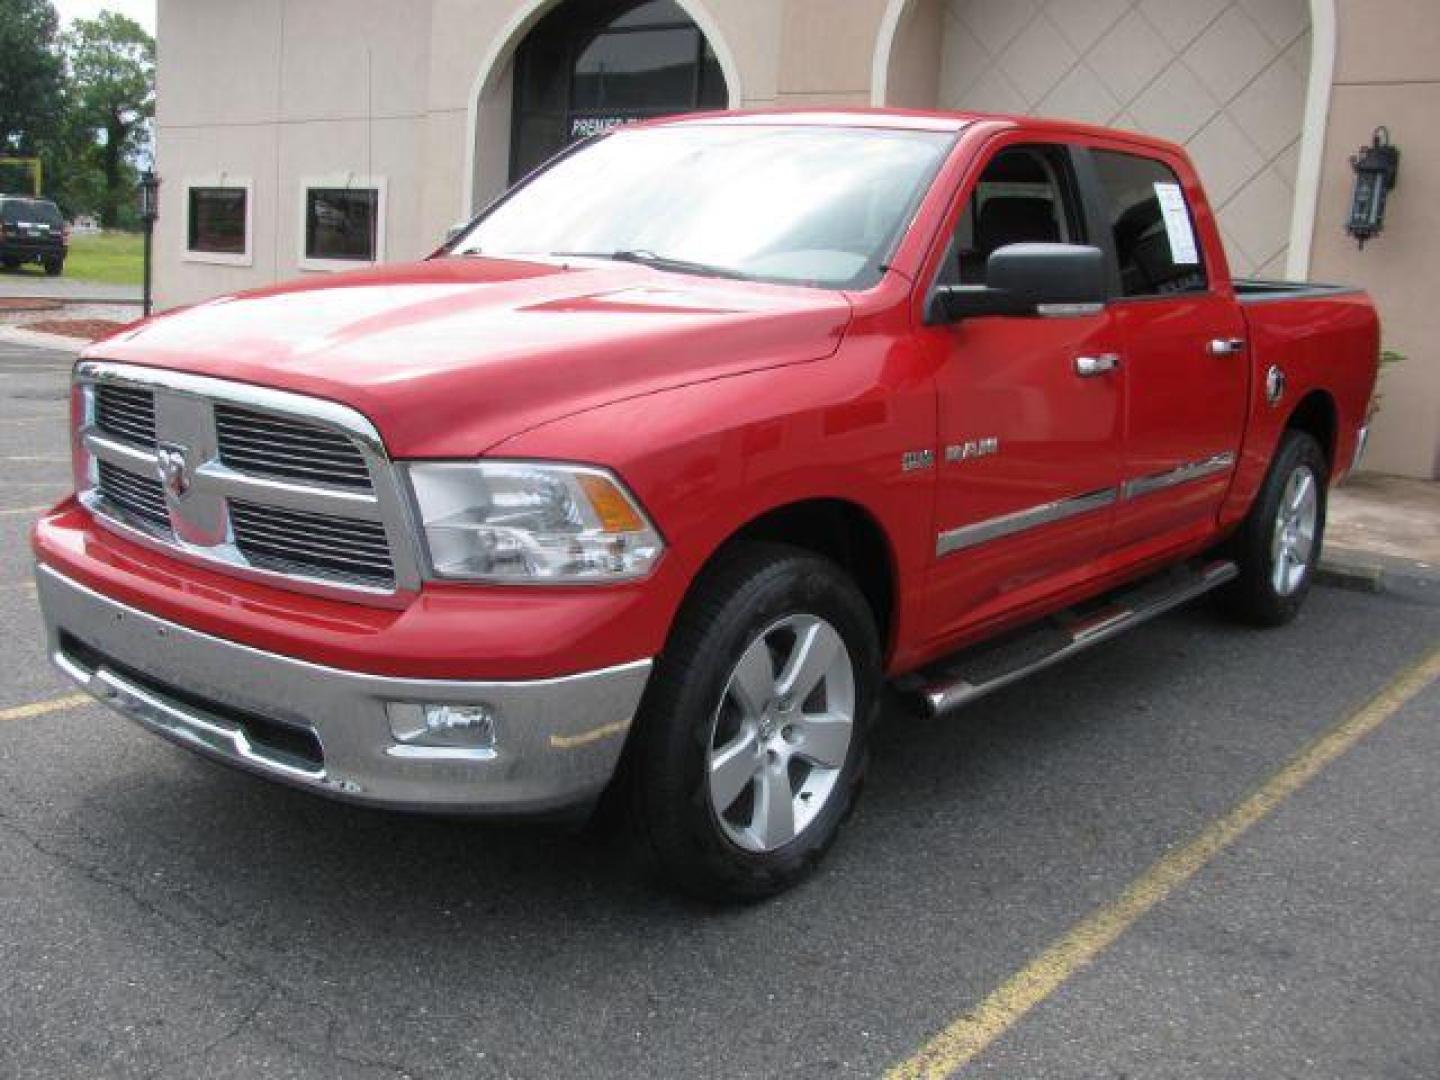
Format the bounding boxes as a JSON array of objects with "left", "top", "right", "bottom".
[
  {"left": 299, "top": 177, "right": 385, "bottom": 269},
  {"left": 184, "top": 176, "right": 253, "bottom": 266}
]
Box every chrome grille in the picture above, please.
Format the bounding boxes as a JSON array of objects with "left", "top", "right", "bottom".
[
  {"left": 75, "top": 363, "right": 421, "bottom": 602},
  {"left": 230, "top": 499, "right": 393, "bottom": 587},
  {"left": 97, "top": 460, "right": 170, "bottom": 532},
  {"left": 215, "top": 403, "right": 372, "bottom": 490},
  {"left": 95, "top": 384, "right": 157, "bottom": 448}
]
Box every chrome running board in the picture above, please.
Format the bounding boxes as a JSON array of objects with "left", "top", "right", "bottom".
[{"left": 905, "top": 559, "right": 1239, "bottom": 717}]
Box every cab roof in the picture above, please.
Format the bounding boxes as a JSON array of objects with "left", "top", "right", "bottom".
[{"left": 643, "top": 107, "right": 1184, "bottom": 157}]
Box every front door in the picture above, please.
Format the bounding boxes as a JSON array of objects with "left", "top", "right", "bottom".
[
  {"left": 1087, "top": 148, "right": 1249, "bottom": 551},
  {"left": 921, "top": 141, "right": 1125, "bottom": 647}
]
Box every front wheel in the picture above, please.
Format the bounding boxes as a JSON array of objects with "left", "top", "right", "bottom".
[
  {"left": 1218, "top": 429, "right": 1328, "bottom": 626},
  {"left": 43, "top": 258, "right": 63, "bottom": 277},
  {"left": 630, "top": 544, "right": 880, "bottom": 901}
]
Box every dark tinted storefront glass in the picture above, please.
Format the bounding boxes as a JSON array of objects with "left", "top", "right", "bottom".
[
  {"left": 187, "top": 188, "right": 247, "bottom": 254},
  {"left": 305, "top": 188, "right": 379, "bottom": 261},
  {"left": 510, "top": 0, "right": 728, "bottom": 182},
  {"left": 571, "top": 28, "right": 697, "bottom": 110}
]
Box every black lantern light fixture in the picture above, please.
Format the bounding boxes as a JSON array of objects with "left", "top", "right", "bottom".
[
  {"left": 136, "top": 169, "right": 160, "bottom": 317},
  {"left": 1346, "top": 127, "right": 1400, "bottom": 249}
]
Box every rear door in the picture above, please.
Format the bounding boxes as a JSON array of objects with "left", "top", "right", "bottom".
[
  {"left": 921, "top": 138, "right": 1125, "bottom": 645},
  {"left": 1086, "top": 148, "right": 1248, "bottom": 551}
]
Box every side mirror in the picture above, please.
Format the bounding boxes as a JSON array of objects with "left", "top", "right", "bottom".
[{"left": 928, "top": 243, "right": 1107, "bottom": 323}]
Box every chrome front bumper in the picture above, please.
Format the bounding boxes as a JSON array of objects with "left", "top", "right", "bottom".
[{"left": 35, "top": 564, "right": 652, "bottom": 815}]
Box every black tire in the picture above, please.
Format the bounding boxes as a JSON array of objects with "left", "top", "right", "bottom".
[
  {"left": 1217, "top": 429, "right": 1328, "bottom": 626},
  {"left": 43, "top": 258, "right": 63, "bottom": 277},
  {"left": 629, "top": 543, "right": 881, "bottom": 901},
  {"left": 0, "top": 257, "right": 19, "bottom": 270}
]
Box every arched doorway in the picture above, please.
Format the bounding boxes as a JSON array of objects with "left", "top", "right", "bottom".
[
  {"left": 510, "top": 0, "right": 729, "bottom": 182},
  {"left": 464, "top": 0, "right": 739, "bottom": 213},
  {"left": 870, "top": 0, "right": 1336, "bottom": 279}
]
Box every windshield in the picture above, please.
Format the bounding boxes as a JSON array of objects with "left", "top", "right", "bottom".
[{"left": 453, "top": 124, "right": 955, "bottom": 289}]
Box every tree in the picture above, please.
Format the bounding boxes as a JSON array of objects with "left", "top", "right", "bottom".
[
  {"left": 64, "top": 12, "right": 154, "bottom": 227},
  {"left": 0, "top": 0, "right": 65, "bottom": 157}
]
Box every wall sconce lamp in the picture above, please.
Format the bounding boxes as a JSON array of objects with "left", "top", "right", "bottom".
[{"left": 1346, "top": 126, "right": 1400, "bottom": 249}]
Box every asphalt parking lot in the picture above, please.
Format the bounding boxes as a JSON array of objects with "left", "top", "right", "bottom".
[{"left": 2, "top": 338, "right": 1438, "bottom": 1079}]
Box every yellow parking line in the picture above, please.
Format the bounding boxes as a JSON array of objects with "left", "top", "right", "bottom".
[
  {"left": 886, "top": 643, "right": 1440, "bottom": 1080},
  {"left": 0, "top": 694, "right": 92, "bottom": 723}
]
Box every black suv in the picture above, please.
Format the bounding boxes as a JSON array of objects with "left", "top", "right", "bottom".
[{"left": 0, "top": 196, "right": 68, "bottom": 276}]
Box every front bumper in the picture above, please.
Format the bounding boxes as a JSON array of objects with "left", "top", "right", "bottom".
[{"left": 36, "top": 564, "right": 653, "bottom": 815}]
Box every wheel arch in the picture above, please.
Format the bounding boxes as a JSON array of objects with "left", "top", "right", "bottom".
[
  {"left": 1285, "top": 389, "right": 1338, "bottom": 471},
  {"left": 698, "top": 497, "right": 900, "bottom": 659}
]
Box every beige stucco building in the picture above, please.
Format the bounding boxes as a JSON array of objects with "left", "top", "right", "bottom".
[{"left": 153, "top": 0, "right": 1440, "bottom": 479}]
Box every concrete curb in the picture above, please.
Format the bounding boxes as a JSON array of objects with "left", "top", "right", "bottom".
[
  {"left": 0, "top": 293, "right": 141, "bottom": 306},
  {"left": 1318, "top": 548, "right": 1440, "bottom": 592},
  {"left": 1315, "top": 556, "right": 1386, "bottom": 593},
  {"left": 0, "top": 325, "right": 88, "bottom": 354}
]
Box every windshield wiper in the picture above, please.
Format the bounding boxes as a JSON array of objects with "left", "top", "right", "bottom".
[{"left": 551, "top": 249, "right": 753, "bottom": 281}]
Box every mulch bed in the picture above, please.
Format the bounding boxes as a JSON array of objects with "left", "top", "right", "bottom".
[
  {"left": 22, "top": 318, "right": 127, "bottom": 340},
  {"left": 0, "top": 298, "right": 63, "bottom": 314}
]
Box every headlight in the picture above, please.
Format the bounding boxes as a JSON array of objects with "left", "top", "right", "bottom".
[{"left": 404, "top": 461, "right": 664, "bottom": 583}]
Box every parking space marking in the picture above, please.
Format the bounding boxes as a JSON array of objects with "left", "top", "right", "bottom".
[
  {"left": 0, "top": 505, "right": 49, "bottom": 516},
  {"left": 0, "top": 455, "right": 68, "bottom": 463},
  {"left": 0, "top": 694, "right": 91, "bottom": 723},
  {"left": 887, "top": 644, "right": 1440, "bottom": 1080}
]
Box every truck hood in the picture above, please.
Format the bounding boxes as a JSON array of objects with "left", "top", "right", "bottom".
[{"left": 88, "top": 256, "right": 853, "bottom": 457}]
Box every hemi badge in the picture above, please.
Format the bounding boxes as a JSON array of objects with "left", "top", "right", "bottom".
[{"left": 901, "top": 449, "right": 935, "bottom": 472}]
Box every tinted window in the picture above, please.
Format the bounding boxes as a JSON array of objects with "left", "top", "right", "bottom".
[
  {"left": 305, "top": 188, "right": 379, "bottom": 261},
  {"left": 187, "top": 188, "right": 247, "bottom": 254},
  {"left": 1092, "top": 150, "right": 1207, "bottom": 297},
  {"left": 943, "top": 146, "right": 1085, "bottom": 286},
  {"left": 1, "top": 200, "right": 62, "bottom": 226}
]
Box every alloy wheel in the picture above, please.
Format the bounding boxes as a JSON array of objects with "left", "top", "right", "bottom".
[
  {"left": 1271, "top": 464, "right": 1318, "bottom": 596},
  {"left": 706, "top": 614, "right": 856, "bottom": 852}
]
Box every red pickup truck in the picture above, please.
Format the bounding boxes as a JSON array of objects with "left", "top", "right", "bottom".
[{"left": 34, "top": 111, "right": 1378, "bottom": 899}]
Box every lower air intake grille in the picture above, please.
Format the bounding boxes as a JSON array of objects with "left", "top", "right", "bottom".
[
  {"left": 98, "top": 461, "right": 170, "bottom": 532},
  {"left": 229, "top": 499, "right": 394, "bottom": 588}
]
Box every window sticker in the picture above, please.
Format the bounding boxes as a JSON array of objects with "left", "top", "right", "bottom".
[{"left": 1153, "top": 182, "right": 1200, "bottom": 265}]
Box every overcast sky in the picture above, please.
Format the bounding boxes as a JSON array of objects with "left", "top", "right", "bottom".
[{"left": 52, "top": 0, "right": 156, "bottom": 34}]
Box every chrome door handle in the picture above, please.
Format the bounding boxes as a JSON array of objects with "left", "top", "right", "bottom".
[
  {"left": 1207, "top": 338, "right": 1246, "bottom": 356},
  {"left": 1074, "top": 353, "right": 1120, "bottom": 377}
]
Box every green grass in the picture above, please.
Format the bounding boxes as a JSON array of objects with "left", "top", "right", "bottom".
[{"left": 62, "top": 231, "right": 144, "bottom": 285}]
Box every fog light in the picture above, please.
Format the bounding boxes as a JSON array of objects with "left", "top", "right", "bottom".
[{"left": 387, "top": 702, "right": 497, "bottom": 749}]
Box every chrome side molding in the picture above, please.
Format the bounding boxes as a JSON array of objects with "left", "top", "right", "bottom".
[
  {"left": 1121, "top": 452, "right": 1236, "bottom": 501},
  {"left": 935, "top": 452, "right": 1238, "bottom": 558},
  {"left": 937, "top": 488, "right": 1115, "bottom": 557}
]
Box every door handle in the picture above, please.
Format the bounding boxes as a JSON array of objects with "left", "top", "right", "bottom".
[
  {"left": 1207, "top": 338, "right": 1246, "bottom": 356},
  {"left": 1074, "top": 353, "right": 1121, "bottom": 377}
]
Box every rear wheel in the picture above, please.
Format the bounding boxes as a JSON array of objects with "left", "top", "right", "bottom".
[
  {"left": 1, "top": 257, "right": 19, "bottom": 270},
  {"left": 43, "top": 257, "right": 63, "bottom": 277},
  {"left": 630, "top": 544, "right": 879, "bottom": 901},
  {"left": 1218, "top": 429, "right": 1328, "bottom": 626}
]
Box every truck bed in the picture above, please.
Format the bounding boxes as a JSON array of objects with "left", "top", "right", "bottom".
[{"left": 1233, "top": 278, "right": 1361, "bottom": 304}]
